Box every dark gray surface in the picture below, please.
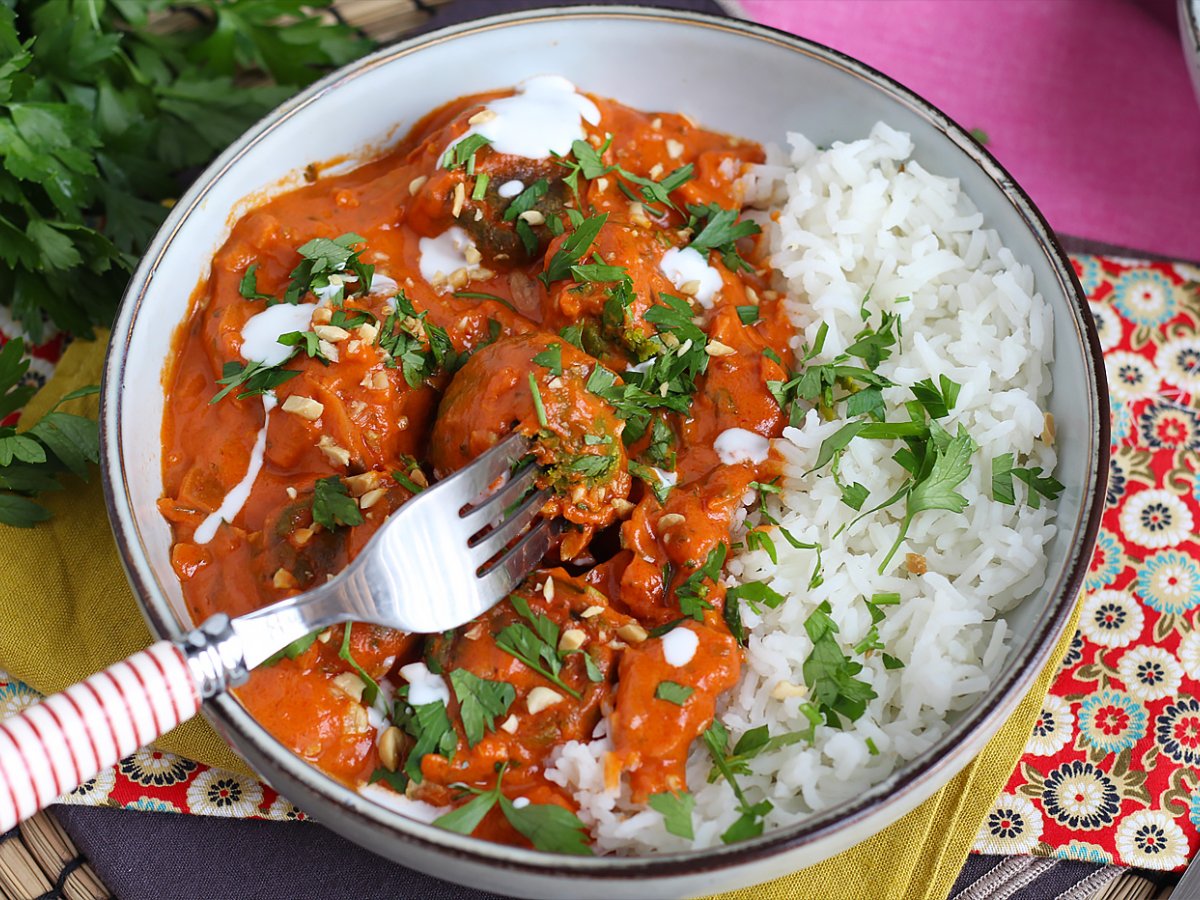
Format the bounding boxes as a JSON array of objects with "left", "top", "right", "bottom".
[{"left": 53, "top": 804, "right": 510, "bottom": 900}]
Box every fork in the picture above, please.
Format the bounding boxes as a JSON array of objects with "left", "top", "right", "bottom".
[{"left": 0, "top": 431, "right": 553, "bottom": 831}]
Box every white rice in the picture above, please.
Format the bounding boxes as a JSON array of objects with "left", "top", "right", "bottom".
[{"left": 543, "top": 123, "right": 1058, "bottom": 852}]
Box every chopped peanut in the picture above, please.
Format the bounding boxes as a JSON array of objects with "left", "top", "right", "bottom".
[
  {"left": 317, "top": 435, "right": 351, "bottom": 467},
  {"left": 331, "top": 672, "right": 365, "bottom": 702},
  {"left": 558, "top": 629, "right": 587, "bottom": 653},
  {"left": 281, "top": 395, "right": 324, "bottom": 421},
  {"left": 617, "top": 622, "right": 648, "bottom": 644},
  {"left": 526, "top": 686, "right": 563, "bottom": 715}
]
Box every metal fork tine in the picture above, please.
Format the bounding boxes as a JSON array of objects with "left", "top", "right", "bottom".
[
  {"left": 468, "top": 487, "right": 551, "bottom": 564},
  {"left": 459, "top": 461, "right": 540, "bottom": 536},
  {"left": 476, "top": 518, "right": 561, "bottom": 597},
  {"left": 435, "top": 431, "right": 530, "bottom": 506}
]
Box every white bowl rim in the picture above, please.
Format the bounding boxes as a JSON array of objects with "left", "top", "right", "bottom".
[{"left": 100, "top": 3, "right": 1110, "bottom": 882}]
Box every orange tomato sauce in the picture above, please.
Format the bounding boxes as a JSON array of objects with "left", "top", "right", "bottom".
[{"left": 160, "top": 83, "right": 797, "bottom": 846}]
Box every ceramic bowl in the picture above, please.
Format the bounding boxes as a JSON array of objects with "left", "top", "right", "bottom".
[
  {"left": 1180, "top": 0, "right": 1200, "bottom": 107},
  {"left": 101, "top": 6, "right": 1109, "bottom": 898}
]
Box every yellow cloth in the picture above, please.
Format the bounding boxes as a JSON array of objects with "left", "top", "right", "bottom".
[
  {"left": 1, "top": 335, "right": 1081, "bottom": 899},
  {"left": 1, "top": 333, "right": 248, "bottom": 774}
]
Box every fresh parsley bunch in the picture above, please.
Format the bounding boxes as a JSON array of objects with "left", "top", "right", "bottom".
[
  {"left": 0, "top": 0, "right": 371, "bottom": 524},
  {"left": 0, "top": 0, "right": 370, "bottom": 341},
  {"left": 0, "top": 338, "right": 99, "bottom": 525}
]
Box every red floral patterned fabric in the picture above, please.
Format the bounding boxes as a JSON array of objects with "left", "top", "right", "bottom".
[
  {"left": 4, "top": 254, "right": 1199, "bottom": 865},
  {"left": 972, "top": 256, "right": 1200, "bottom": 871}
]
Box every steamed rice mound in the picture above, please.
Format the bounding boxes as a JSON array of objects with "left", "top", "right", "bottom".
[{"left": 543, "top": 123, "right": 1058, "bottom": 852}]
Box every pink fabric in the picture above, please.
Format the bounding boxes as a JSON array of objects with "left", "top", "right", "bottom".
[{"left": 742, "top": 0, "right": 1200, "bottom": 262}]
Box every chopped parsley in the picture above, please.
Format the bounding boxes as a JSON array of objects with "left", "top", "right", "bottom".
[
  {"left": 262, "top": 631, "right": 321, "bottom": 667},
  {"left": 502, "top": 178, "right": 549, "bottom": 222},
  {"left": 494, "top": 595, "right": 582, "bottom": 700},
  {"left": 443, "top": 133, "right": 491, "bottom": 171},
  {"left": 655, "top": 681, "right": 694, "bottom": 706},
  {"left": 675, "top": 544, "right": 726, "bottom": 621},
  {"left": 802, "top": 601, "right": 877, "bottom": 728},
  {"left": 377, "top": 291, "right": 464, "bottom": 386},
  {"left": 539, "top": 213, "right": 608, "bottom": 287},
  {"left": 702, "top": 720, "right": 777, "bottom": 844},
  {"left": 528, "top": 374, "right": 548, "bottom": 427},
  {"left": 449, "top": 669, "right": 515, "bottom": 748},
  {"left": 338, "top": 623, "right": 382, "bottom": 706},
  {"left": 283, "top": 232, "right": 374, "bottom": 306},
  {"left": 311, "top": 476, "right": 364, "bottom": 530},
  {"left": 723, "top": 579, "right": 787, "bottom": 646},
  {"left": 648, "top": 791, "right": 695, "bottom": 840},
  {"left": 531, "top": 342, "right": 563, "bottom": 376},
  {"left": 396, "top": 695, "right": 457, "bottom": 784},
  {"left": 209, "top": 359, "right": 299, "bottom": 404},
  {"left": 238, "top": 263, "right": 273, "bottom": 302},
  {"left": 556, "top": 137, "right": 693, "bottom": 214},
  {"left": 433, "top": 765, "right": 592, "bottom": 855},
  {"left": 628, "top": 461, "right": 673, "bottom": 504},
  {"left": 991, "top": 452, "right": 1064, "bottom": 509},
  {"left": 686, "top": 203, "right": 762, "bottom": 272}
]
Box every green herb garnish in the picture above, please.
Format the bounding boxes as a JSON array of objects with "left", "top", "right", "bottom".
[
  {"left": 449, "top": 669, "right": 515, "bottom": 748},
  {"left": 494, "top": 595, "right": 582, "bottom": 700},
  {"left": 311, "top": 476, "right": 364, "bottom": 530},
  {"left": 802, "top": 601, "right": 877, "bottom": 728},
  {"left": 433, "top": 765, "right": 592, "bottom": 855},
  {"left": 991, "top": 452, "right": 1064, "bottom": 509},
  {"left": 648, "top": 791, "right": 695, "bottom": 840},
  {"left": 655, "top": 681, "right": 694, "bottom": 706}
]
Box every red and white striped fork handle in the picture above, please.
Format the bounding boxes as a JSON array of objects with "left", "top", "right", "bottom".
[{"left": 0, "top": 642, "right": 201, "bottom": 832}]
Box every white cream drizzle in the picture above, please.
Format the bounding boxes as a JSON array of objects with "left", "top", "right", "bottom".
[
  {"left": 497, "top": 179, "right": 525, "bottom": 199},
  {"left": 193, "top": 392, "right": 277, "bottom": 545},
  {"left": 714, "top": 428, "right": 771, "bottom": 466},
  {"left": 400, "top": 661, "right": 451, "bottom": 707},
  {"left": 442, "top": 75, "right": 600, "bottom": 163},
  {"left": 661, "top": 627, "right": 699, "bottom": 667},
  {"left": 511, "top": 797, "right": 531, "bottom": 810},
  {"left": 659, "top": 246, "right": 723, "bottom": 308},
  {"left": 418, "top": 226, "right": 481, "bottom": 285},
  {"left": 239, "top": 303, "right": 317, "bottom": 366}
]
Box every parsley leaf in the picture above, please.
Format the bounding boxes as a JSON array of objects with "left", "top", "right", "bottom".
[
  {"left": 531, "top": 342, "right": 563, "bottom": 376},
  {"left": 443, "top": 133, "right": 491, "bottom": 170},
  {"left": 399, "top": 698, "right": 457, "bottom": 784},
  {"left": 284, "top": 232, "right": 372, "bottom": 305},
  {"left": 262, "top": 631, "right": 321, "bottom": 667},
  {"left": 648, "top": 791, "right": 695, "bottom": 840},
  {"left": 802, "top": 601, "right": 878, "bottom": 728},
  {"left": 702, "top": 720, "right": 775, "bottom": 844},
  {"left": 676, "top": 544, "right": 726, "bottom": 620},
  {"left": 210, "top": 359, "right": 299, "bottom": 404},
  {"left": 655, "top": 681, "right": 694, "bottom": 705},
  {"left": 687, "top": 203, "right": 761, "bottom": 272},
  {"left": 499, "top": 796, "right": 592, "bottom": 855},
  {"left": 494, "top": 595, "right": 582, "bottom": 700},
  {"left": 311, "top": 476, "right": 364, "bottom": 530},
  {"left": 0, "top": 339, "right": 99, "bottom": 525},
  {"left": 539, "top": 213, "right": 607, "bottom": 287},
  {"left": 502, "top": 178, "right": 548, "bottom": 222},
  {"left": 991, "top": 452, "right": 1064, "bottom": 509},
  {"left": 238, "top": 263, "right": 273, "bottom": 301},
  {"left": 434, "top": 765, "right": 593, "bottom": 855},
  {"left": 449, "top": 669, "right": 515, "bottom": 748}
]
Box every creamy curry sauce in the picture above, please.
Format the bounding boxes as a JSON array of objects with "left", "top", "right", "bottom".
[{"left": 160, "top": 76, "right": 797, "bottom": 847}]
